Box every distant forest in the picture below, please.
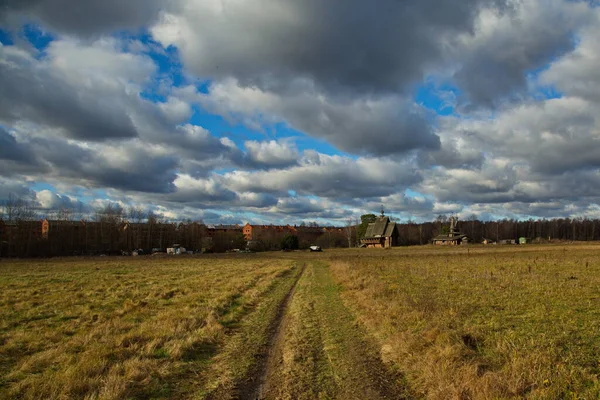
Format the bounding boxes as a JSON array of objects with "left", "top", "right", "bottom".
[
  {"left": 392, "top": 216, "right": 600, "bottom": 246},
  {"left": 1, "top": 194, "right": 600, "bottom": 257}
]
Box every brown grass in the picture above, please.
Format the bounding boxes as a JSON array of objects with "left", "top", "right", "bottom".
[
  {"left": 328, "top": 244, "right": 600, "bottom": 399},
  {"left": 0, "top": 255, "right": 295, "bottom": 399},
  {"left": 3, "top": 245, "right": 600, "bottom": 399}
]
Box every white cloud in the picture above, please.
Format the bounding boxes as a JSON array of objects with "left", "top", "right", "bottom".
[{"left": 244, "top": 140, "right": 299, "bottom": 168}]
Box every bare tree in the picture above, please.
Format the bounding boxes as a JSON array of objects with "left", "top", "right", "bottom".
[
  {"left": 3, "top": 193, "right": 38, "bottom": 222},
  {"left": 127, "top": 206, "right": 146, "bottom": 223},
  {"left": 344, "top": 217, "right": 358, "bottom": 248},
  {"left": 57, "top": 207, "right": 73, "bottom": 221}
]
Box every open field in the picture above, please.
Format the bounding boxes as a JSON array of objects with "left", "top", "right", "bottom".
[
  {"left": 0, "top": 255, "right": 300, "bottom": 399},
  {"left": 1, "top": 244, "right": 600, "bottom": 399},
  {"left": 328, "top": 245, "right": 600, "bottom": 399}
]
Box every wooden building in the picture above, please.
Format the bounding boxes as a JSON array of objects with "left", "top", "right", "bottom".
[
  {"left": 360, "top": 211, "right": 399, "bottom": 248},
  {"left": 432, "top": 217, "right": 469, "bottom": 245}
]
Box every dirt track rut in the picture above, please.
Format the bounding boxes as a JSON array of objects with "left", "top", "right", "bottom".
[{"left": 241, "top": 261, "right": 410, "bottom": 400}]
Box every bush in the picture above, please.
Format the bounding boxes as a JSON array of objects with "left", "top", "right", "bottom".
[{"left": 280, "top": 234, "right": 299, "bottom": 250}]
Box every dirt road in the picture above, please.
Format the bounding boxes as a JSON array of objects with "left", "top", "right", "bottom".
[{"left": 241, "top": 261, "right": 410, "bottom": 400}]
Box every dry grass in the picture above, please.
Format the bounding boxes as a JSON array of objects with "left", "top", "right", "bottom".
[
  {"left": 3, "top": 245, "right": 600, "bottom": 399},
  {"left": 0, "top": 255, "right": 296, "bottom": 400},
  {"left": 328, "top": 244, "right": 600, "bottom": 399}
]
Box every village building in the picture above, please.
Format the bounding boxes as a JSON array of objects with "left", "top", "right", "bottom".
[
  {"left": 242, "top": 223, "right": 297, "bottom": 242},
  {"left": 432, "top": 217, "right": 469, "bottom": 245},
  {"left": 296, "top": 225, "right": 324, "bottom": 243},
  {"left": 0, "top": 219, "right": 43, "bottom": 257},
  {"left": 360, "top": 210, "right": 399, "bottom": 248},
  {"left": 206, "top": 224, "right": 242, "bottom": 238}
]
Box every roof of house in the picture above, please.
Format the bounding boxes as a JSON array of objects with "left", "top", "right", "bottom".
[
  {"left": 206, "top": 224, "right": 240, "bottom": 230},
  {"left": 364, "top": 216, "right": 396, "bottom": 239},
  {"left": 432, "top": 233, "right": 468, "bottom": 241}
]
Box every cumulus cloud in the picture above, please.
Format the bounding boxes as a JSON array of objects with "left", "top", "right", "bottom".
[
  {"left": 244, "top": 140, "right": 299, "bottom": 168},
  {"left": 451, "top": 0, "right": 590, "bottom": 108},
  {"left": 225, "top": 152, "right": 422, "bottom": 199},
  {"left": 152, "top": 0, "right": 503, "bottom": 95},
  {"left": 152, "top": 0, "right": 518, "bottom": 156},
  {"left": 35, "top": 190, "right": 90, "bottom": 212},
  {"left": 193, "top": 79, "right": 439, "bottom": 156},
  {"left": 25, "top": 135, "right": 180, "bottom": 193},
  {"left": 3, "top": 0, "right": 600, "bottom": 222},
  {"left": 541, "top": 11, "right": 600, "bottom": 102},
  {"left": 0, "top": 39, "right": 155, "bottom": 141},
  {"left": 444, "top": 96, "right": 600, "bottom": 175},
  {"left": 0, "top": 126, "right": 37, "bottom": 164},
  {"left": 0, "top": 177, "right": 35, "bottom": 201}
]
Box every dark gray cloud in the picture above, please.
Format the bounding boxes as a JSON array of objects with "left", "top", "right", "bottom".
[
  {"left": 84, "top": 149, "right": 179, "bottom": 194},
  {"left": 0, "top": 126, "right": 36, "bottom": 163},
  {"left": 452, "top": 0, "right": 590, "bottom": 108},
  {"left": 445, "top": 97, "right": 600, "bottom": 177},
  {"left": 274, "top": 197, "right": 326, "bottom": 215},
  {"left": 225, "top": 152, "right": 422, "bottom": 199},
  {"left": 0, "top": 42, "right": 153, "bottom": 142},
  {"left": 359, "top": 193, "right": 435, "bottom": 217},
  {"left": 0, "top": 177, "right": 35, "bottom": 200},
  {"left": 24, "top": 135, "right": 179, "bottom": 193},
  {"left": 541, "top": 15, "right": 600, "bottom": 102},
  {"left": 2, "top": 0, "right": 600, "bottom": 223},
  {"left": 154, "top": 0, "right": 517, "bottom": 156},
  {"left": 156, "top": 0, "right": 505, "bottom": 96},
  {"left": 0, "top": 0, "right": 167, "bottom": 35},
  {"left": 417, "top": 133, "right": 484, "bottom": 169},
  {"left": 0, "top": 126, "right": 46, "bottom": 177}
]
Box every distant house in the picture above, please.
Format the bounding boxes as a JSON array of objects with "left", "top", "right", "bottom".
[
  {"left": 498, "top": 239, "right": 517, "bottom": 245},
  {"left": 0, "top": 219, "right": 42, "bottom": 257},
  {"left": 242, "top": 223, "right": 298, "bottom": 241},
  {"left": 432, "top": 217, "right": 469, "bottom": 245},
  {"left": 360, "top": 211, "right": 399, "bottom": 248},
  {"left": 206, "top": 224, "right": 242, "bottom": 238}
]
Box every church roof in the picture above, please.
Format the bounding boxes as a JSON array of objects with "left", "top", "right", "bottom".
[{"left": 364, "top": 216, "right": 396, "bottom": 239}]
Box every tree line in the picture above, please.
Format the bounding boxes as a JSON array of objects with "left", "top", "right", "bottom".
[
  {"left": 357, "top": 213, "right": 600, "bottom": 246},
  {"left": 2, "top": 194, "right": 600, "bottom": 257}
]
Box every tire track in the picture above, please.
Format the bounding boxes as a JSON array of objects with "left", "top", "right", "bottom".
[
  {"left": 239, "top": 261, "right": 410, "bottom": 400},
  {"left": 239, "top": 263, "right": 306, "bottom": 400}
]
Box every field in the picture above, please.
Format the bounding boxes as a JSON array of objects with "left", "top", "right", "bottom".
[{"left": 1, "top": 245, "right": 599, "bottom": 399}]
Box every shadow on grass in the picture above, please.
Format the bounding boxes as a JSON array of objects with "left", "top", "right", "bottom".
[{"left": 182, "top": 341, "right": 219, "bottom": 362}]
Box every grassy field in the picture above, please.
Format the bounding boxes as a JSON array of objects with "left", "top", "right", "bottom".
[
  {"left": 0, "top": 255, "right": 299, "bottom": 399},
  {"left": 1, "top": 245, "right": 599, "bottom": 399},
  {"left": 328, "top": 245, "right": 600, "bottom": 399}
]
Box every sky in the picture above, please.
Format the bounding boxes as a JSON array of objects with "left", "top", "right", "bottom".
[{"left": 1, "top": 0, "right": 600, "bottom": 225}]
